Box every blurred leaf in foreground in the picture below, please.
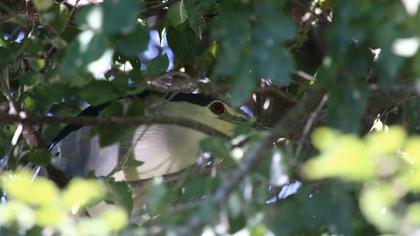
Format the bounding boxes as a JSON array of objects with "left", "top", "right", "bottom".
[{"left": 0, "top": 170, "right": 128, "bottom": 235}]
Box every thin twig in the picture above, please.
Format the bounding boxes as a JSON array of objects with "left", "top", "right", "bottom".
[
  {"left": 140, "top": 0, "right": 180, "bottom": 19},
  {"left": 0, "top": 66, "right": 22, "bottom": 172},
  {"left": 292, "top": 69, "right": 316, "bottom": 81},
  {"left": 62, "top": 0, "right": 80, "bottom": 32},
  {"left": 0, "top": 123, "right": 23, "bottom": 172},
  {"left": 46, "top": 0, "right": 80, "bottom": 61},
  {"left": 293, "top": 94, "right": 328, "bottom": 160},
  {"left": 64, "top": 0, "right": 181, "bottom": 19}
]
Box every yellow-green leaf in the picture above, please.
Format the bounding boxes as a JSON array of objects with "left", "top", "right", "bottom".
[
  {"left": 0, "top": 200, "right": 35, "bottom": 231},
  {"left": 33, "top": 0, "right": 54, "bottom": 11},
  {"left": 406, "top": 203, "right": 420, "bottom": 225},
  {"left": 359, "top": 182, "right": 399, "bottom": 231},
  {"left": 62, "top": 178, "right": 106, "bottom": 211},
  {"left": 36, "top": 205, "right": 66, "bottom": 227},
  {"left": 100, "top": 207, "right": 129, "bottom": 231},
  {"left": 302, "top": 135, "right": 375, "bottom": 181},
  {"left": 403, "top": 136, "right": 420, "bottom": 163},
  {"left": 1, "top": 170, "right": 59, "bottom": 206},
  {"left": 366, "top": 126, "right": 406, "bottom": 155},
  {"left": 311, "top": 127, "right": 340, "bottom": 150}
]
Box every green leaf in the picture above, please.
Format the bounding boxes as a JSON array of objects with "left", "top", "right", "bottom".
[
  {"left": 251, "top": 3, "right": 296, "bottom": 85},
  {"left": 325, "top": 75, "right": 368, "bottom": 133},
  {"left": 167, "top": 24, "right": 202, "bottom": 64},
  {"left": 28, "top": 59, "right": 46, "bottom": 72},
  {"left": 114, "top": 25, "right": 149, "bottom": 56},
  {"left": 1, "top": 170, "right": 60, "bottom": 206},
  {"left": 125, "top": 97, "right": 144, "bottom": 117},
  {"left": 230, "top": 55, "right": 257, "bottom": 106},
  {"left": 102, "top": 0, "right": 142, "bottom": 34},
  {"left": 23, "top": 96, "right": 35, "bottom": 112},
  {"left": 252, "top": 46, "right": 293, "bottom": 85},
  {"left": 212, "top": 9, "right": 250, "bottom": 76},
  {"left": 32, "top": 83, "right": 75, "bottom": 110},
  {"left": 97, "top": 128, "right": 126, "bottom": 147},
  {"left": 366, "top": 126, "right": 406, "bottom": 155},
  {"left": 26, "top": 38, "right": 43, "bottom": 56},
  {"left": 103, "top": 178, "right": 133, "bottom": 214},
  {"left": 123, "top": 159, "right": 144, "bottom": 169},
  {"left": 0, "top": 201, "right": 36, "bottom": 231},
  {"left": 36, "top": 205, "right": 66, "bottom": 227},
  {"left": 252, "top": 3, "right": 296, "bottom": 43},
  {"left": 266, "top": 182, "right": 355, "bottom": 235},
  {"left": 18, "top": 72, "right": 39, "bottom": 86},
  {"left": 76, "top": 0, "right": 142, "bottom": 34},
  {"left": 146, "top": 177, "right": 170, "bottom": 215},
  {"left": 61, "top": 31, "right": 113, "bottom": 78},
  {"left": 96, "top": 101, "right": 130, "bottom": 147},
  {"left": 167, "top": 1, "right": 188, "bottom": 27},
  {"left": 100, "top": 100, "right": 124, "bottom": 117},
  {"left": 0, "top": 36, "right": 8, "bottom": 48},
  {"left": 75, "top": 4, "right": 103, "bottom": 31},
  {"left": 50, "top": 4, "right": 70, "bottom": 32},
  {"left": 99, "top": 207, "right": 129, "bottom": 231},
  {"left": 79, "top": 80, "right": 120, "bottom": 106},
  {"left": 0, "top": 45, "right": 17, "bottom": 66},
  {"left": 359, "top": 182, "right": 399, "bottom": 231},
  {"left": 22, "top": 149, "right": 51, "bottom": 166},
  {"left": 32, "top": 0, "right": 54, "bottom": 11},
  {"left": 145, "top": 55, "right": 169, "bottom": 77},
  {"left": 62, "top": 178, "right": 106, "bottom": 210},
  {"left": 183, "top": 0, "right": 212, "bottom": 37},
  {"left": 200, "top": 136, "right": 231, "bottom": 158},
  {"left": 303, "top": 130, "right": 376, "bottom": 181}
]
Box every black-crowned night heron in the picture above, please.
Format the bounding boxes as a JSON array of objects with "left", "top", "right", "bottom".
[{"left": 48, "top": 92, "right": 249, "bottom": 218}]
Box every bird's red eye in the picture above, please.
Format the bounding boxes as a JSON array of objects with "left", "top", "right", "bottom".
[{"left": 210, "top": 101, "right": 225, "bottom": 114}]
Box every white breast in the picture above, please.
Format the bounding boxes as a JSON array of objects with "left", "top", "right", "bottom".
[{"left": 52, "top": 124, "right": 206, "bottom": 180}]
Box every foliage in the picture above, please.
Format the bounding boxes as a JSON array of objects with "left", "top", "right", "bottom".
[
  {"left": 0, "top": 170, "right": 128, "bottom": 235},
  {"left": 0, "top": 0, "right": 420, "bottom": 235},
  {"left": 302, "top": 125, "right": 420, "bottom": 234}
]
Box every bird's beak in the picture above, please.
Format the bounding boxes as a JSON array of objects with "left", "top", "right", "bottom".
[{"left": 218, "top": 110, "right": 253, "bottom": 126}]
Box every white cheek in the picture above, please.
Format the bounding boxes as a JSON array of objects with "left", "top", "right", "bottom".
[{"left": 50, "top": 145, "right": 66, "bottom": 171}]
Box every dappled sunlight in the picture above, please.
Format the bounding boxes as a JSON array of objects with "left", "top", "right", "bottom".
[
  {"left": 86, "top": 6, "right": 104, "bottom": 31},
  {"left": 401, "top": 0, "right": 420, "bottom": 15},
  {"left": 87, "top": 49, "right": 114, "bottom": 77},
  {"left": 392, "top": 37, "right": 420, "bottom": 57},
  {"left": 302, "top": 126, "right": 420, "bottom": 233}
]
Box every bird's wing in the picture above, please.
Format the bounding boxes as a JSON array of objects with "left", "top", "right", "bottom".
[
  {"left": 50, "top": 123, "right": 207, "bottom": 221},
  {"left": 51, "top": 124, "right": 206, "bottom": 180}
]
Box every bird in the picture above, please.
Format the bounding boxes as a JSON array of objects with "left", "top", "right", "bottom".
[{"left": 48, "top": 92, "right": 250, "bottom": 219}]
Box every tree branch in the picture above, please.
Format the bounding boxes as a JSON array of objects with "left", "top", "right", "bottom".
[
  {"left": 140, "top": 0, "right": 180, "bottom": 19},
  {"left": 293, "top": 94, "right": 328, "bottom": 161},
  {"left": 366, "top": 81, "right": 420, "bottom": 127},
  {"left": 0, "top": 114, "right": 230, "bottom": 139},
  {"left": 63, "top": 0, "right": 181, "bottom": 20}
]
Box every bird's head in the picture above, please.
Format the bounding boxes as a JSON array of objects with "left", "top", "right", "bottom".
[{"left": 145, "top": 93, "right": 252, "bottom": 136}]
